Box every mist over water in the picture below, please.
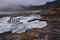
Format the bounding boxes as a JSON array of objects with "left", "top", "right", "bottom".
[
  {"left": 0, "top": 0, "right": 54, "bottom": 10},
  {"left": 0, "top": 14, "right": 47, "bottom": 33}
]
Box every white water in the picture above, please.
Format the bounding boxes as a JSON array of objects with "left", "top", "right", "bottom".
[{"left": 0, "top": 14, "right": 47, "bottom": 33}]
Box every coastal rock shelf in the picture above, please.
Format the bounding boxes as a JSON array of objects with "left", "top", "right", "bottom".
[
  {"left": 0, "top": 12, "right": 60, "bottom": 40},
  {"left": 0, "top": 8, "right": 60, "bottom": 40}
]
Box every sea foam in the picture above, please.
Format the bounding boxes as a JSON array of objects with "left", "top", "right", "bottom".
[{"left": 0, "top": 14, "right": 47, "bottom": 33}]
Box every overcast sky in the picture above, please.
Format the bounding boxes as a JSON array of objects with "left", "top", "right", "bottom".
[{"left": 0, "top": 0, "right": 55, "bottom": 9}]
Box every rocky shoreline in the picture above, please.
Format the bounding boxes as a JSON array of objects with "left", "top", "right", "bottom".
[{"left": 0, "top": 12, "right": 60, "bottom": 40}]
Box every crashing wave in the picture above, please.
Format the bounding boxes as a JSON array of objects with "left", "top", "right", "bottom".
[{"left": 0, "top": 14, "right": 47, "bottom": 33}]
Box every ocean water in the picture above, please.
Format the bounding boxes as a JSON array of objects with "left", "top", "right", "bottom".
[{"left": 0, "top": 14, "right": 47, "bottom": 33}]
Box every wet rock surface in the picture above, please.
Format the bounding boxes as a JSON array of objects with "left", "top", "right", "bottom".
[
  {"left": 0, "top": 10, "right": 60, "bottom": 40},
  {"left": 0, "top": 8, "right": 60, "bottom": 40}
]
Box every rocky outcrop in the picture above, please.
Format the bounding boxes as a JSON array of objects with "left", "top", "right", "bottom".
[
  {"left": 0, "top": 10, "right": 60, "bottom": 40},
  {"left": 40, "top": 16, "right": 60, "bottom": 23}
]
